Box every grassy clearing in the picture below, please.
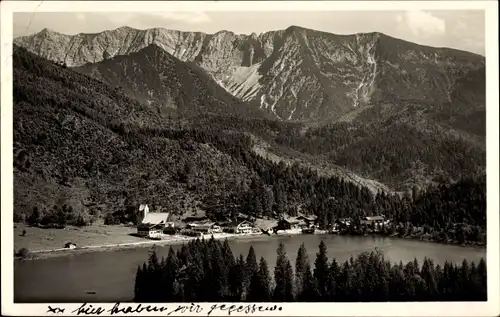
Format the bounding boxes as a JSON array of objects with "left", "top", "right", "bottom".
[
  {"left": 14, "top": 221, "right": 141, "bottom": 253},
  {"left": 13, "top": 220, "right": 268, "bottom": 260}
]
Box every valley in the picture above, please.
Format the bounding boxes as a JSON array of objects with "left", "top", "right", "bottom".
[{"left": 12, "top": 24, "right": 486, "bottom": 249}]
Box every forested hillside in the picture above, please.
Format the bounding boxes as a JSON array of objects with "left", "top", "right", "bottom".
[
  {"left": 14, "top": 46, "right": 486, "bottom": 245},
  {"left": 13, "top": 45, "right": 252, "bottom": 225},
  {"left": 187, "top": 114, "right": 485, "bottom": 191},
  {"left": 273, "top": 121, "right": 485, "bottom": 189},
  {"left": 74, "top": 44, "right": 268, "bottom": 120}
]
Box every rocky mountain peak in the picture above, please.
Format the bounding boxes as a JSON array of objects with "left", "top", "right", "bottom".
[
  {"left": 15, "top": 25, "right": 484, "bottom": 125},
  {"left": 39, "top": 27, "right": 55, "bottom": 34}
]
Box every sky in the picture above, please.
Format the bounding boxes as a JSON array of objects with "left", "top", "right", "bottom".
[{"left": 13, "top": 10, "right": 485, "bottom": 55}]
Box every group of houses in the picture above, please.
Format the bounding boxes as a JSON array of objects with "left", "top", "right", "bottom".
[
  {"left": 273, "top": 214, "right": 390, "bottom": 234},
  {"left": 274, "top": 215, "right": 318, "bottom": 232},
  {"left": 135, "top": 204, "right": 390, "bottom": 239},
  {"left": 336, "top": 215, "right": 391, "bottom": 232},
  {"left": 135, "top": 204, "right": 259, "bottom": 239},
  {"left": 184, "top": 220, "right": 256, "bottom": 235}
]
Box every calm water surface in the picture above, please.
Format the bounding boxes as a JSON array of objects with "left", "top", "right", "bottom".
[{"left": 14, "top": 235, "right": 486, "bottom": 302}]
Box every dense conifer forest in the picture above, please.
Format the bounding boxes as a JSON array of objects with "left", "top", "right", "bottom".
[{"left": 134, "top": 238, "right": 487, "bottom": 302}]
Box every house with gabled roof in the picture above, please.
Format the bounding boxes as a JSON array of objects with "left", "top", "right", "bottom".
[
  {"left": 296, "top": 215, "right": 318, "bottom": 228},
  {"left": 136, "top": 204, "right": 171, "bottom": 238},
  {"left": 236, "top": 221, "right": 254, "bottom": 234},
  {"left": 187, "top": 222, "right": 222, "bottom": 234},
  {"left": 276, "top": 216, "right": 301, "bottom": 230}
]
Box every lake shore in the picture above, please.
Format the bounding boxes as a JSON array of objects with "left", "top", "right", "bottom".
[
  {"left": 336, "top": 231, "right": 487, "bottom": 249},
  {"left": 13, "top": 223, "right": 305, "bottom": 261},
  {"left": 13, "top": 223, "right": 485, "bottom": 261}
]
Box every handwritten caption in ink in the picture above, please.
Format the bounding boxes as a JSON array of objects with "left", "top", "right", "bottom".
[{"left": 46, "top": 302, "right": 284, "bottom": 316}]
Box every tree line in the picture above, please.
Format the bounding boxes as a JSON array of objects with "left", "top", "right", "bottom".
[
  {"left": 119, "top": 125, "right": 486, "bottom": 244},
  {"left": 134, "top": 238, "right": 487, "bottom": 302}
]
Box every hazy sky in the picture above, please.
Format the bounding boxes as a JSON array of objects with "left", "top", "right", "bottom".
[{"left": 13, "top": 10, "right": 485, "bottom": 55}]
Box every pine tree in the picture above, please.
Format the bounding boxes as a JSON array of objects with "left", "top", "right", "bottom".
[
  {"left": 163, "top": 247, "right": 179, "bottom": 301},
  {"left": 285, "top": 260, "right": 295, "bottom": 301},
  {"left": 222, "top": 239, "right": 236, "bottom": 269},
  {"left": 298, "top": 262, "right": 316, "bottom": 301},
  {"left": 134, "top": 265, "right": 143, "bottom": 302},
  {"left": 273, "top": 242, "right": 294, "bottom": 301},
  {"left": 313, "top": 241, "right": 330, "bottom": 300},
  {"left": 210, "top": 241, "right": 229, "bottom": 300},
  {"left": 477, "top": 257, "right": 487, "bottom": 300},
  {"left": 145, "top": 248, "right": 163, "bottom": 302},
  {"left": 261, "top": 185, "right": 275, "bottom": 216},
  {"left": 420, "top": 258, "right": 437, "bottom": 300},
  {"left": 295, "top": 243, "right": 309, "bottom": 297},
  {"left": 468, "top": 261, "right": 482, "bottom": 301},
  {"left": 184, "top": 249, "right": 205, "bottom": 301},
  {"left": 229, "top": 254, "right": 245, "bottom": 301},
  {"left": 245, "top": 246, "right": 258, "bottom": 288},
  {"left": 328, "top": 259, "right": 340, "bottom": 300},
  {"left": 247, "top": 257, "right": 272, "bottom": 302},
  {"left": 259, "top": 256, "right": 272, "bottom": 301},
  {"left": 389, "top": 262, "right": 407, "bottom": 301},
  {"left": 337, "top": 261, "right": 353, "bottom": 301}
]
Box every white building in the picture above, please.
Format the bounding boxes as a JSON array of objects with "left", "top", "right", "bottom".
[
  {"left": 236, "top": 221, "right": 253, "bottom": 234},
  {"left": 136, "top": 204, "right": 171, "bottom": 238}
]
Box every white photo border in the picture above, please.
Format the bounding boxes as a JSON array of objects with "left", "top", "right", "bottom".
[{"left": 1, "top": 1, "right": 499, "bottom": 316}]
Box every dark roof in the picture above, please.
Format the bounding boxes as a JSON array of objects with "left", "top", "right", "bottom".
[
  {"left": 296, "top": 215, "right": 317, "bottom": 222},
  {"left": 138, "top": 223, "right": 163, "bottom": 229},
  {"left": 281, "top": 218, "right": 300, "bottom": 224},
  {"left": 194, "top": 223, "right": 216, "bottom": 230},
  {"left": 184, "top": 216, "right": 207, "bottom": 222}
]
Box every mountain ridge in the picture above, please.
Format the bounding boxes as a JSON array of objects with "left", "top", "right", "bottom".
[
  {"left": 28, "top": 26, "right": 485, "bottom": 57},
  {"left": 15, "top": 25, "right": 485, "bottom": 124}
]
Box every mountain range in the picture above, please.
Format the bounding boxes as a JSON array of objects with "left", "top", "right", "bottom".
[
  {"left": 12, "top": 25, "right": 486, "bottom": 222},
  {"left": 14, "top": 25, "right": 485, "bottom": 127}
]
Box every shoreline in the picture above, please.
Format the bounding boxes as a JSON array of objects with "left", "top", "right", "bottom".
[
  {"left": 15, "top": 232, "right": 280, "bottom": 261},
  {"left": 15, "top": 229, "right": 486, "bottom": 262},
  {"left": 337, "top": 231, "right": 487, "bottom": 249}
]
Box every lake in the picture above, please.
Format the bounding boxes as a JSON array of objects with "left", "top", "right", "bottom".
[{"left": 14, "top": 234, "right": 486, "bottom": 302}]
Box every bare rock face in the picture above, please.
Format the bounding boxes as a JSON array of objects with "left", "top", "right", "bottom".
[
  {"left": 73, "top": 44, "right": 266, "bottom": 120},
  {"left": 15, "top": 25, "right": 485, "bottom": 124}
]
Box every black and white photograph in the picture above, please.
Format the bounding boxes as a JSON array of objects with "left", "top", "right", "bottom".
[{"left": 1, "top": 1, "right": 499, "bottom": 316}]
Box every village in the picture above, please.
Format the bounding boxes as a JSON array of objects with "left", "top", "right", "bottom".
[
  {"left": 135, "top": 204, "right": 392, "bottom": 240},
  {"left": 13, "top": 203, "right": 396, "bottom": 257}
]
